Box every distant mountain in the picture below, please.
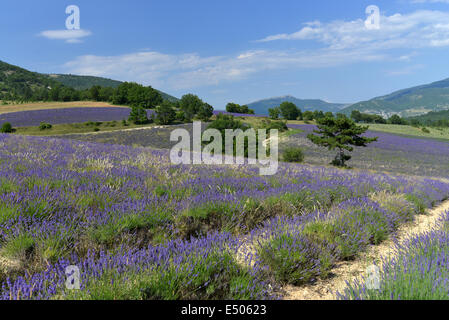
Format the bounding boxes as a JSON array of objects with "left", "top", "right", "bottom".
[
  {"left": 343, "top": 78, "right": 449, "bottom": 118},
  {"left": 47, "top": 74, "right": 179, "bottom": 102},
  {"left": 0, "top": 60, "right": 60, "bottom": 100},
  {"left": 246, "top": 95, "right": 348, "bottom": 115}
]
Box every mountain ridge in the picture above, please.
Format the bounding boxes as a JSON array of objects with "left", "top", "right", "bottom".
[
  {"left": 246, "top": 95, "right": 348, "bottom": 115},
  {"left": 342, "top": 78, "right": 449, "bottom": 118}
]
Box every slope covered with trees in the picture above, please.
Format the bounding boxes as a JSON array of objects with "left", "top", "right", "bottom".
[{"left": 0, "top": 60, "right": 178, "bottom": 104}]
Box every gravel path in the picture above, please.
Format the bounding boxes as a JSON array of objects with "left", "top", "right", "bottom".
[{"left": 283, "top": 195, "right": 449, "bottom": 300}]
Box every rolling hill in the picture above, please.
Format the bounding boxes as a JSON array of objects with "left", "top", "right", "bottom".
[
  {"left": 47, "top": 74, "right": 179, "bottom": 102},
  {"left": 246, "top": 95, "right": 347, "bottom": 115},
  {"left": 343, "top": 78, "right": 449, "bottom": 118},
  {"left": 0, "top": 61, "right": 60, "bottom": 100},
  {"left": 0, "top": 60, "right": 178, "bottom": 102},
  {"left": 47, "top": 74, "right": 122, "bottom": 90}
]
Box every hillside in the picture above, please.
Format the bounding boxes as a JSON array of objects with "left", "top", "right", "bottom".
[
  {"left": 343, "top": 78, "right": 449, "bottom": 118},
  {"left": 408, "top": 109, "right": 449, "bottom": 124},
  {"left": 247, "top": 95, "right": 347, "bottom": 115},
  {"left": 0, "top": 60, "right": 60, "bottom": 100},
  {"left": 47, "top": 74, "right": 122, "bottom": 90},
  {"left": 47, "top": 74, "right": 179, "bottom": 102},
  {"left": 0, "top": 60, "right": 178, "bottom": 102}
]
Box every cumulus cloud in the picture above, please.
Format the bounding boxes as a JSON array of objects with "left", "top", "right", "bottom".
[
  {"left": 39, "top": 29, "right": 92, "bottom": 43},
  {"left": 256, "top": 10, "right": 449, "bottom": 51},
  {"left": 62, "top": 10, "right": 449, "bottom": 90},
  {"left": 63, "top": 48, "right": 387, "bottom": 90}
]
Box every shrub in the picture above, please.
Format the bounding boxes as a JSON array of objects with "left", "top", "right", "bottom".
[
  {"left": 128, "top": 106, "right": 150, "bottom": 125},
  {"left": 1, "top": 122, "right": 13, "bottom": 133},
  {"left": 196, "top": 103, "right": 214, "bottom": 122},
  {"left": 65, "top": 250, "right": 269, "bottom": 300},
  {"left": 261, "top": 119, "right": 288, "bottom": 133},
  {"left": 282, "top": 147, "right": 304, "bottom": 163},
  {"left": 38, "top": 122, "right": 52, "bottom": 130},
  {"left": 154, "top": 101, "right": 176, "bottom": 125},
  {"left": 422, "top": 127, "right": 430, "bottom": 134},
  {"left": 259, "top": 230, "right": 337, "bottom": 285}
]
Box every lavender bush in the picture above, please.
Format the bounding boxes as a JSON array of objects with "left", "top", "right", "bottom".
[{"left": 0, "top": 133, "right": 448, "bottom": 299}]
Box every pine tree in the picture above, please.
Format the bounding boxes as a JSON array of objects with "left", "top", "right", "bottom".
[{"left": 307, "top": 114, "right": 377, "bottom": 167}]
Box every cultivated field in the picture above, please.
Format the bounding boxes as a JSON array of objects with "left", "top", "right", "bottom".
[
  {"left": 1, "top": 106, "right": 449, "bottom": 300},
  {"left": 0, "top": 132, "right": 448, "bottom": 300},
  {"left": 0, "top": 101, "right": 124, "bottom": 115}
]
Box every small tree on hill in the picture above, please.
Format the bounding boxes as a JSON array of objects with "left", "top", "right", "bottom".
[{"left": 307, "top": 114, "right": 377, "bottom": 167}]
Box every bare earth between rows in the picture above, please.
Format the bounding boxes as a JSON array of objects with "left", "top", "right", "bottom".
[{"left": 283, "top": 192, "right": 449, "bottom": 300}]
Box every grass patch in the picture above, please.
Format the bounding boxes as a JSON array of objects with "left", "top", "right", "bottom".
[{"left": 1, "top": 234, "right": 35, "bottom": 259}]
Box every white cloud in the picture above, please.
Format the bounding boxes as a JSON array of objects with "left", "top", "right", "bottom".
[
  {"left": 39, "top": 29, "right": 92, "bottom": 43},
  {"left": 62, "top": 10, "right": 449, "bottom": 90},
  {"left": 63, "top": 47, "right": 387, "bottom": 90},
  {"left": 256, "top": 10, "right": 449, "bottom": 51}
]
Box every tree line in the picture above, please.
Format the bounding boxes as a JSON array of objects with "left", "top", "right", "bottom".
[{"left": 268, "top": 102, "right": 333, "bottom": 121}]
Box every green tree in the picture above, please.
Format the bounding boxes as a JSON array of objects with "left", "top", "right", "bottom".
[
  {"left": 303, "top": 111, "right": 314, "bottom": 121},
  {"left": 128, "top": 106, "right": 149, "bottom": 124},
  {"left": 307, "top": 114, "right": 377, "bottom": 167},
  {"left": 179, "top": 94, "right": 204, "bottom": 121},
  {"left": 205, "top": 114, "right": 251, "bottom": 157},
  {"left": 154, "top": 101, "right": 176, "bottom": 125},
  {"left": 127, "top": 83, "right": 163, "bottom": 108},
  {"left": 279, "top": 102, "right": 300, "bottom": 120},
  {"left": 111, "top": 82, "right": 133, "bottom": 105},
  {"left": 89, "top": 85, "right": 101, "bottom": 101},
  {"left": 268, "top": 107, "right": 280, "bottom": 120},
  {"left": 388, "top": 114, "right": 406, "bottom": 125},
  {"left": 197, "top": 103, "right": 214, "bottom": 122},
  {"left": 351, "top": 110, "right": 363, "bottom": 123},
  {"left": 49, "top": 86, "right": 61, "bottom": 101},
  {"left": 226, "top": 103, "right": 240, "bottom": 113},
  {"left": 226, "top": 103, "right": 254, "bottom": 114}
]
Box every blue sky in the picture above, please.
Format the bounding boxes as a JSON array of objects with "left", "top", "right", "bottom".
[{"left": 1, "top": 0, "right": 449, "bottom": 108}]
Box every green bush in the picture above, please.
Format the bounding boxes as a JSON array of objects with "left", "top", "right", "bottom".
[
  {"left": 261, "top": 119, "right": 288, "bottom": 132},
  {"left": 38, "top": 122, "right": 52, "bottom": 130},
  {"left": 128, "top": 106, "right": 150, "bottom": 125},
  {"left": 1, "top": 122, "right": 13, "bottom": 133},
  {"left": 154, "top": 101, "right": 176, "bottom": 125},
  {"left": 282, "top": 147, "right": 304, "bottom": 163}
]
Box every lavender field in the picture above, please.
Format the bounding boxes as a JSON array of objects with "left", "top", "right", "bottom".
[
  {"left": 286, "top": 124, "right": 449, "bottom": 178},
  {"left": 0, "top": 108, "right": 260, "bottom": 128},
  {"left": 0, "top": 107, "right": 139, "bottom": 127},
  {"left": 1, "top": 133, "right": 449, "bottom": 300},
  {"left": 338, "top": 210, "right": 449, "bottom": 300}
]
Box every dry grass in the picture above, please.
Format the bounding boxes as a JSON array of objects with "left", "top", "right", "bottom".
[{"left": 0, "top": 101, "right": 124, "bottom": 115}]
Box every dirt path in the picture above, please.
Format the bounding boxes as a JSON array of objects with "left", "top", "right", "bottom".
[{"left": 283, "top": 198, "right": 449, "bottom": 300}]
